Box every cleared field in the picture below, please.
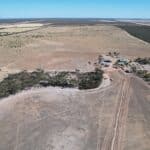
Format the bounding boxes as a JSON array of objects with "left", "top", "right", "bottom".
[
  {"left": 0, "top": 23, "right": 150, "bottom": 73},
  {"left": 0, "top": 27, "right": 40, "bottom": 33},
  {"left": 0, "top": 23, "right": 44, "bottom": 36},
  {"left": 0, "top": 23, "right": 43, "bottom": 28}
]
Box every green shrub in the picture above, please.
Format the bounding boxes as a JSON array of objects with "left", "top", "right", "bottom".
[
  {"left": 78, "top": 69, "right": 103, "bottom": 90},
  {"left": 0, "top": 69, "right": 103, "bottom": 99},
  {"left": 143, "top": 73, "right": 150, "bottom": 81},
  {"left": 135, "top": 57, "right": 150, "bottom": 65},
  {"left": 136, "top": 70, "right": 147, "bottom": 78}
]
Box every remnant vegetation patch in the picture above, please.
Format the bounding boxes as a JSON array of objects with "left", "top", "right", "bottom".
[
  {"left": 0, "top": 69, "right": 103, "bottom": 99},
  {"left": 117, "top": 25, "right": 150, "bottom": 43}
]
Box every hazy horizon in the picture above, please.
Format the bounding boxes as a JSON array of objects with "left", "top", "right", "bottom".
[{"left": 0, "top": 18, "right": 150, "bottom": 20}]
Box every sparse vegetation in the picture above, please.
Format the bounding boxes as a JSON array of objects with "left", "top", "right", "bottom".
[
  {"left": 132, "top": 69, "right": 150, "bottom": 83},
  {"left": 0, "top": 69, "right": 103, "bottom": 98},
  {"left": 32, "top": 35, "right": 44, "bottom": 38},
  {"left": 135, "top": 57, "right": 150, "bottom": 65},
  {"left": 8, "top": 39, "right": 22, "bottom": 48},
  {"left": 78, "top": 69, "right": 103, "bottom": 90},
  {"left": 0, "top": 32, "right": 9, "bottom": 36},
  {"left": 136, "top": 70, "right": 147, "bottom": 78},
  {"left": 143, "top": 73, "right": 150, "bottom": 82}
]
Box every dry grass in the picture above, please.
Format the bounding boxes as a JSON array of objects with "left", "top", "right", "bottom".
[{"left": 0, "top": 24, "right": 150, "bottom": 73}]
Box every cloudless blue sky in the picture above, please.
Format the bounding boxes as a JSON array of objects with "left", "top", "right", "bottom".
[{"left": 0, "top": 0, "right": 150, "bottom": 18}]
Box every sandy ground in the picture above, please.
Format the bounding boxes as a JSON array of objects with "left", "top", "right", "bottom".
[
  {"left": 0, "top": 24, "right": 150, "bottom": 74},
  {"left": 0, "top": 71, "right": 149, "bottom": 150}
]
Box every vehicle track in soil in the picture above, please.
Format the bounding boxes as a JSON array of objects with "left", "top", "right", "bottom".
[{"left": 100, "top": 76, "right": 131, "bottom": 150}]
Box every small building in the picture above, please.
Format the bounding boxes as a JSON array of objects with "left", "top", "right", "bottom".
[
  {"left": 116, "top": 58, "right": 129, "bottom": 66},
  {"left": 98, "top": 55, "right": 114, "bottom": 68},
  {"left": 101, "top": 62, "right": 110, "bottom": 67}
]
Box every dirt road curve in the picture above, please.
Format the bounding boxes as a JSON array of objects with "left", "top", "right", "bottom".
[{"left": 0, "top": 71, "right": 149, "bottom": 150}]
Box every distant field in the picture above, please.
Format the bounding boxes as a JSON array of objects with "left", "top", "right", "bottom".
[
  {"left": 0, "top": 19, "right": 150, "bottom": 72},
  {"left": 117, "top": 25, "right": 150, "bottom": 43},
  {"left": 1, "top": 19, "right": 150, "bottom": 44},
  {"left": 0, "top": 23, "right": 44, "bottom": 36}
]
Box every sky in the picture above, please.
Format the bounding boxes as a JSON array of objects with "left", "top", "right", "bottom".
[{"left": 0, "top": 0, "right": 150, "bottom": 18}]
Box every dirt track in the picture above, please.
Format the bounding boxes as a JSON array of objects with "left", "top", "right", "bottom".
[
  {"left": 0, "top": 71, "right": 149, "bottom": 150},
  {"left": 101, "top": 75, "right": 131, "bottom": 150}
]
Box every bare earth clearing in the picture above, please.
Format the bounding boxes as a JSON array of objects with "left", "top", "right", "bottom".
[
  {"left": 0, "top": 71, "right": 149, "bottom": 150},
  {"left": 0, "top": 21, "right": 150, "bottom": 150}
]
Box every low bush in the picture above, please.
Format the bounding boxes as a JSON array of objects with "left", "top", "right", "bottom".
[
  {"left": 135, "top": 57, "right": 150, "bottom": 65},
  {"left": 78, "top": 69, "right": 103, "bottom": 90},
  {"left": 136, "top": 70, "right": 147, "bottom": 78},
  {"left": 143, "top": 73, "right": 150, "bottom": 82},
  {"left": 0, "top": 69, "right": 103, "bottom": 99}
]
